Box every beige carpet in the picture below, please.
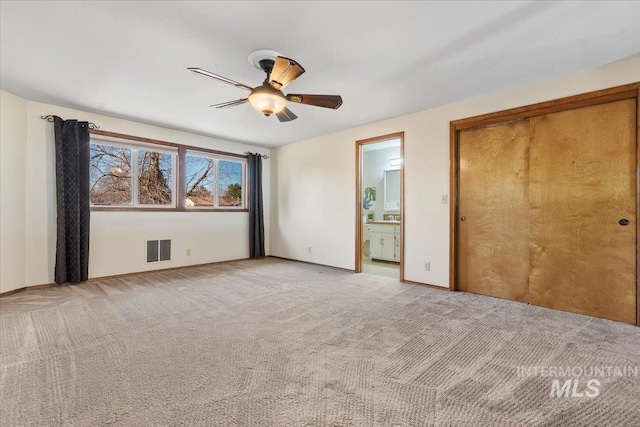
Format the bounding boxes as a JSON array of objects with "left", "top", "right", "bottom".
[{"left": 1, "top": 258, "right": 639, "bottom": 426}]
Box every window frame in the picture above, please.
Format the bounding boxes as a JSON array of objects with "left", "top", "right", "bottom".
[
  {"left": 90, "top": 138, "right": 178, "bottom": 209},
  {"left": 89, "top": 130, "right": 249, "bottom": 213},
  {"left": 135, "top": 145, "right": 177, "bottom": 208},
  {"left": 184, "top": 150, "right": 247, "bottom": 210}
]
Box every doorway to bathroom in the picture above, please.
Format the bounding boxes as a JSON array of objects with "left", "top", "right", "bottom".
[{"left": 355, "top": 132, "right": 404, "bottom": 280}]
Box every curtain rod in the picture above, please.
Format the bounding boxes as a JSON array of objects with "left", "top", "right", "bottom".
[
  {"left": 245, "top": 152, "right": 269, "bottom": 159},
  {"left": 41, "top": 116, "right": 266, "bottom": 157},
  {"left": 41, "top": 115, "right": 100, "bottom": 130}
]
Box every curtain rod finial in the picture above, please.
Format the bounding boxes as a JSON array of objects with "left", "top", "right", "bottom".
[
  {"left": 41, "top": 115, "right": 99, "bottom": 129},
  {"left": 244, "top": 151, "right": 269, "bottom": 159}
]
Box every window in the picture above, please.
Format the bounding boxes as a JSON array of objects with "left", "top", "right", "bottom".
[
  {"left": 185, "top": 154, "right": 215, "bottom": 207},
  {"left": 89, "top": 132, "right": 248, "bottom": 211},
  {"left": 90, "top": 144, "right": 132, "bottom": 205},
  {"left": 137, "top": 149, "right": 174, "bottom": 205},
  {"left": 90, "top": 139, "right": 176, "bottom": 207},
  {"left": 185, "top": 151, "right": 245, "bottom": 209}
]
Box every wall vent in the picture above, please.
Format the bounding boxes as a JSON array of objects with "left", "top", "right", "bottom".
[{"left": 146, "top": 239, "right": 171, "bottom": 263}]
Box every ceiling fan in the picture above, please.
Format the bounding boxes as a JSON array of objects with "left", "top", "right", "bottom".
[{"left": 188, "top": 50, "right": 343, "bottom": 122}]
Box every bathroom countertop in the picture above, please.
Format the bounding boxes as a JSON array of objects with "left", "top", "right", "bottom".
[{"left": 366, "top": 221, "right": 401, "bottom": 225}]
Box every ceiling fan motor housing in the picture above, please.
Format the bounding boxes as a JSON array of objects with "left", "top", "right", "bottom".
[{"left": 258, "top": 59, "right": 275, "bottom": 76}]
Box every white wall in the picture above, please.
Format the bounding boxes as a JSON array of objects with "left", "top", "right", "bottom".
[
  {"left": 0, "top": 92, "right": 270, "bottom": 293},
  {"left": 3, "top": 57, "right": 638, "bottom": 293},
  {"left": 0, "top": 91, "right": 28, "bottom": 293},
  {"left": 271, "top": 57, "right": 640, "bottom": 287}
]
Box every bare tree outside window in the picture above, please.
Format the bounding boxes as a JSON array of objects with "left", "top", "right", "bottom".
[
  {"left": 185, "top": 155, "right": 243, "bottom": 208},
  {"left": 218, "top": 160, "right": 243, "bottom": 207},
  {"left": 185, "top": 155, "right": 215, "bottom": 206},
  {"left": 89, "top": 139, "right": 244, "bottom": 210},
  {"left": 90, "top": 144, "right": 132, "bottom": 205},
  {"left": 90, "top": 143, "right": 175, "bottom": 206},
  {"left": 138, "top": 150, "right": 172, "bottom": 205}
]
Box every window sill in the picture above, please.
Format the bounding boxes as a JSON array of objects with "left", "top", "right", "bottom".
[{"left": 91, "top": 207, "right": 249, "bottom": 213}]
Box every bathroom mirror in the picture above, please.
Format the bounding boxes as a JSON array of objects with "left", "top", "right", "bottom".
[{"left": 384, "top": 169, "right": 400, "bottom": 210}]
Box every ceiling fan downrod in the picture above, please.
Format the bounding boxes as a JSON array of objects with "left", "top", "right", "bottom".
[{"left": 258, "top": 59, "right": 275, "bottom": 77}]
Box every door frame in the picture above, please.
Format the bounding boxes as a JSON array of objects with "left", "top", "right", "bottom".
[
  {"left": 449, "top": 82, "right": 640, "bottom": 325},
  {"left": 355, "top": 132, "right": 405, "bottom": 281}
]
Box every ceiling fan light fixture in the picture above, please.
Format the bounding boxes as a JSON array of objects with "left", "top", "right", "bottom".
[
  {"left": 189, "top": 51, "right": 342, "bottom": 122},
  {"left": 248, "top": 85, "right": 287, "bottom": 116}
]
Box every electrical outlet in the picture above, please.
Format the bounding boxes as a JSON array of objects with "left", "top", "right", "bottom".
[
  {"left": 308, "top": 245, "right": 312, "bottom": 253},
  {"left": 425, "top": 261, "right": 430, "bottom": 271},
  {"left": 441, "top": 194, "right": 448, "bottom": 204},
  {"left": 186, "top": 249, "right": 191, "bottom": 256}
]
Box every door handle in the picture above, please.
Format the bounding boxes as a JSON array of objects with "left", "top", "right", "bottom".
[
  {"left": 460, "top": 216, "right": 466, "bottom": 222},
  {"left": 619, "top": 219, "right": 629, "bottom": 226}
]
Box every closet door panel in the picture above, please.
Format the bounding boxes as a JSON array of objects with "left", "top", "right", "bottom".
[
  {"left": 529, "top": 99, "right": 637, "bottom": 324},
  {"left": 457, "top": 119, "right": 530, "bottom": 302}
]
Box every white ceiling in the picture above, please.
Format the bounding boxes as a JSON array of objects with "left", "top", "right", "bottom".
[{"left": 1, "top": 1, "right": 639, "bottom": 148}]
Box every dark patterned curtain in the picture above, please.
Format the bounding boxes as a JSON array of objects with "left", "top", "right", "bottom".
[
  {"left": 53, "top": 117, "right": 91, "bottom": 284},
  {"left": 248, "top": 153, "right": 265, "bottom": 258}
]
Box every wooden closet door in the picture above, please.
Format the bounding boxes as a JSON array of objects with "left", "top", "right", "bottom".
[
  {"left": 457, "top": 119, "right": 530, "bottom": 302},
  {"left": 529, "top": 99, "right": 637, "bottom": 324}
]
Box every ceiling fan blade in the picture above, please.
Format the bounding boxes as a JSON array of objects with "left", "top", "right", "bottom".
[
  {"left": 188, "top": 67, "right": 253, "bottom": 91},
  {"left": 286, "top": 94, "right": 343, "bottom": 110},
  {"left": 268, "top": 57, "right": 305, "bottom": 91},
  {"left": 210, "top": 98, "right": 249, "bottom": 108},
  {"left": 276, "top": 107, "right": 298, "bottom": 122}
]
